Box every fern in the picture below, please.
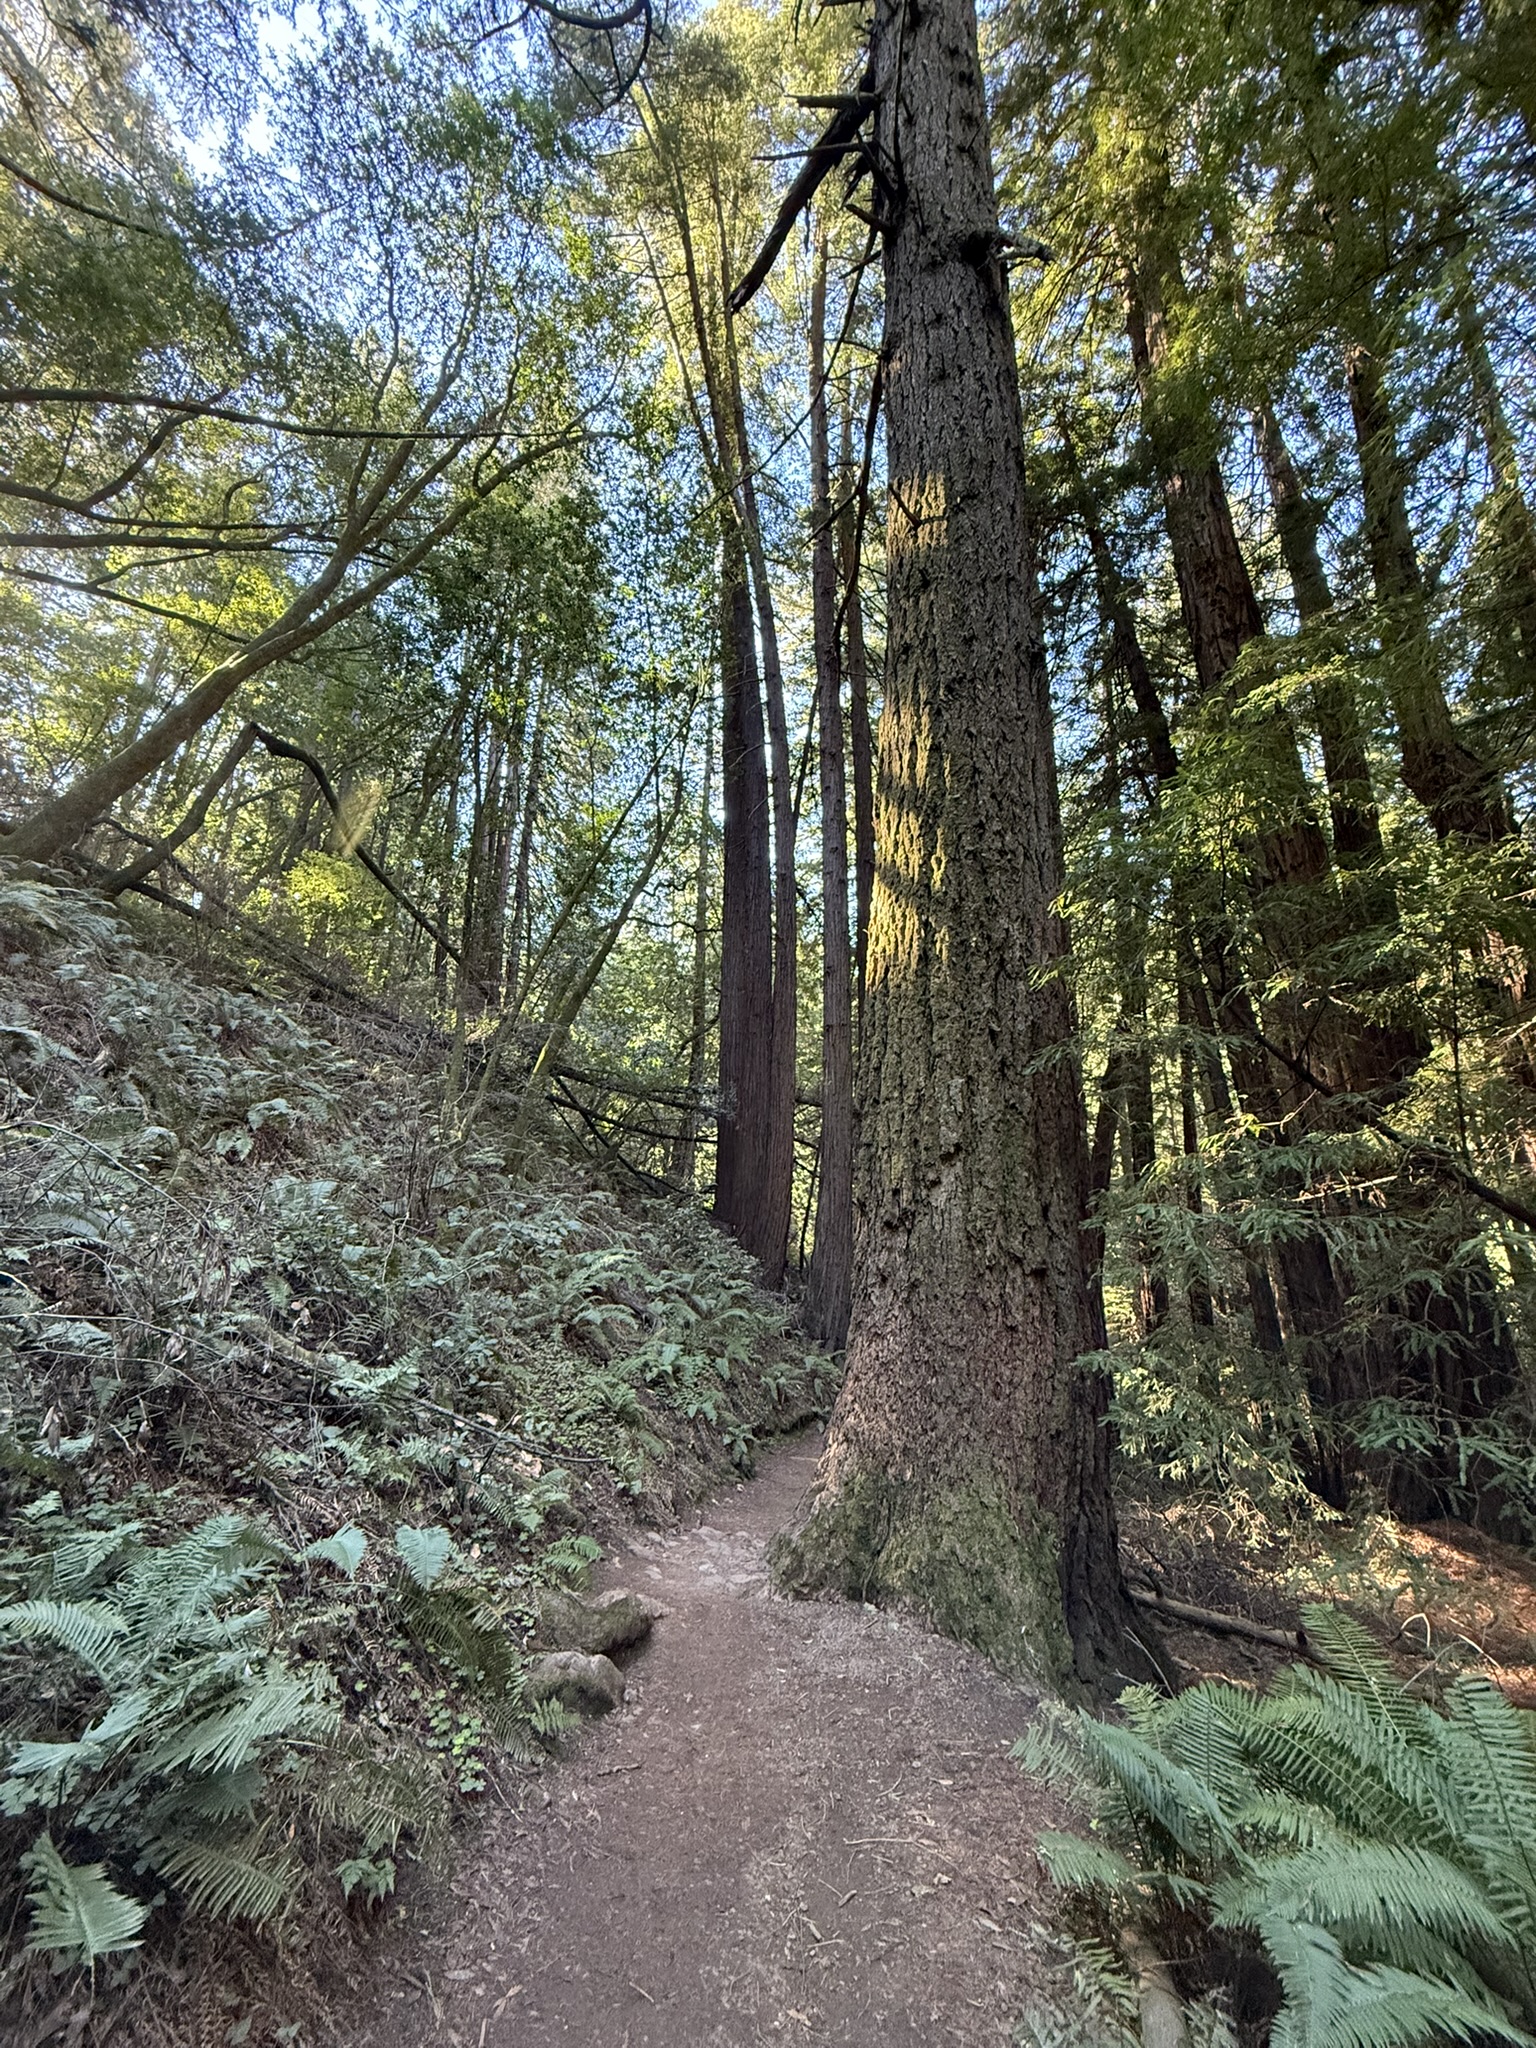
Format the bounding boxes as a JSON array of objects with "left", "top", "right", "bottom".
[
  {"left": 0, "top": 1598, "right": 129, "bottom": 1683},
  {"left": 395, "top": 1524, "right": 454, "bottom": 1589},
  {"left": 1, "top": 1515, "right": 344, "bottom": 1962},
  {"left": 1259, "top": 1919, "right": 1532, "bottom": 2048},
  {"left": 21, "top": 1833, "right": 150, "bottom": 1967},
  {"left": 151, "top": 1827, "right": 300, "bottom": 1924},
  {"left": 141, "top": 1666, "right": 337, "bottom": 1774},
  {"left": 315, "top": 1738, "right": 452, "bottom": 1859},
  {"left": 1025, "top": 1638, "right": 1536, "bottom": 2048},
  {"left": 1214, "top": 1842, "right": 1515, "bottom": 1962}
]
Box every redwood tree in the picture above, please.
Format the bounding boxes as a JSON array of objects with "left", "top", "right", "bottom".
[{"left": 771, "top": 0, "right": 1136, "bottom": 1685}]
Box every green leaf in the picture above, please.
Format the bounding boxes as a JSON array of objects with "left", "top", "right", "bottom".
[
  {"left": 22, "top": 1833, "right": 149, "bottom": 1966},
  {"left": 394, "top": 1524, "right": 453, "bottom": 1589},
  {"left": 0, "top": 1598, "right": 129, "bottom": 1682},
  {"left": 150, "top": 1828, "right": 299, "bottom": 1924},
  {"left": 302, "top": 1525, "right": 368, "bottom": 1577},
  {"left": 336, "top": 1853, "right": 396, "bottom": 1904}
]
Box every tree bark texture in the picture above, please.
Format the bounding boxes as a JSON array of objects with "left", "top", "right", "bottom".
[
  {"left": 839, "top": 393, "right": 877, "bottom": 1030},
  {"left": 713, "top": 536, "right": 777, "bottom": 1251},
  {"left": 776, "top": 0, "right": 1134, "bottom": 1687},
  {"left": 805, "top": 239, "right": 855, "bottom": 1351}
]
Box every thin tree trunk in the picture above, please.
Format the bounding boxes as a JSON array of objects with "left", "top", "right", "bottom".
[
  {"left": 670, "top": 695, "right": 715, "bottom": 1191},
  {"left": 737, "top": 457, "right": 796, "bottom": 1286},
  {"left": 506, "top": 683, "right": 547, "bottom": 1009},
  {"left": 1345, "top": 342, "right": 1511, "bottom": 844},
  {"left": 1176, "top": 982, "right": 1215, "bottom": 1329},
  {"left": 509, "top": 779, "right": 687, "bottom": 1140},
  {"left": 103, "top": 723, "right": 259, "bottom": 896},
  {"left": 461, "top": 715, "right": 503, "bottom": 1013},
  {"left": 1256, "top": 400, "right": 1385, "bottom": 869},
  {"left": 777, "top": 0, "right": 1138, "bottom": 1687},
  {"left": 805, "top": 236, "right": 854, "bottom": 1351},
  {"left": 1, "top": 422, "right": 562, "bottom": 866}
]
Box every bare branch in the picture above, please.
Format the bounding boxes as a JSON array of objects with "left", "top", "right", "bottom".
[
  {"left": 0, "top": 385, "right": 512, "bottom": 443},
  {"left": 727, "top": 64, "right": 877, "bottom": 315}
]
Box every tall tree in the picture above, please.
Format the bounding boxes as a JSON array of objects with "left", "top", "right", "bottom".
[
  {"left": 805, "top": 233, "right": 854, "bottom": 1350},
  {"left": 766, "top": 0, "right": 1137, "bottom": 1684}
]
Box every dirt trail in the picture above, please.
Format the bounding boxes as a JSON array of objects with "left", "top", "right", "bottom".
[{"left": 355, "top": 1434, "right": 1066, "bottom": 2048}]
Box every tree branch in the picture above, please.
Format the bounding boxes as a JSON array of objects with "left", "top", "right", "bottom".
[{"left": 727, "top": 66, "right": 877, "bottom": 314}]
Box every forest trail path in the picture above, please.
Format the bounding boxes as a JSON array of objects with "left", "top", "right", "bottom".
[{"left": 356, "top": 1434, "right": 1065, "bottom": 2048}]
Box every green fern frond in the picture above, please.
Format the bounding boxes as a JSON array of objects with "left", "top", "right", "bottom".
[
  {"left": 1260, "top": 1918, "right": 1532, "bottom": 2048},
  {"left": 0, "top": 1597, "right": 129, "bottom": 1682},
  {"left": 1013, "top": 1701, "right": 1092, "bottom": 1794},
  {"left": 1244, "top": 1689, "right": 1452, "bottom": 1850},
  {"left": 140, "top": 1666, "right": 336, "bottom": 1775},
  {"left": 1156, "top": 1682, "right": 1260, "bottom": 1812},
  {"left": 116, "top": 1516, "right": 283, "bottom": 1637},
  {"left": 21, "top": 1833, "right": 149, "bottom": 1966},
  {"left": 314, "top": 1741, "right": 451, "bottom": 1858},
  {"left": 1298, "top": 1608, "right": 1428, "bottom": 1752},
  {"left": 150, "top": 1826, "right": 300, "bottom": 1924},
  {"left": 1214, "top": 1841, "right": 1516, "bottom": 1960},
  {"left": 1037, "top": 1830, "right": 1154, "bottom": 1901},
  {"left": 164, "top": 1762, "right": 268, "bottom": 1820},
  {"left": 1079, "top": 1717, "right": 1241, "bottom": 1862},
  {"left": 38, "top": 1524, "right": 141, "bottom": 1598},
  {"left": 394, "top": 1524, "right": 454, "bottom": 1590},
  {"left": 1437, "top": 1678, "right": 1536, "bottom": 1938},
  {"left": 400, "top": 1584, "right": 519, "bottom": 1695}
]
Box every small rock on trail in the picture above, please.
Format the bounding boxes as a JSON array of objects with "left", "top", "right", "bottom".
[{"left": 354, "top": 1435, "right": 1067, "bottom": 2046}]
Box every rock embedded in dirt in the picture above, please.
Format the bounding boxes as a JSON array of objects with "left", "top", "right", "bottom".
[
  {"left": 534, "top": 1586, "right": 663, "bottom": 1657},
  {"left": 524, "top": 1649, "right": 626, "bottom": 1715}
]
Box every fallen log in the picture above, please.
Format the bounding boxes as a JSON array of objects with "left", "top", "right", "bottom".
[{"left": 1127, "top": 1584, "right": 1316, "bottom": 1661}]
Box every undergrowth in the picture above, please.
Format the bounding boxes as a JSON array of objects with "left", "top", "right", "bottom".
[
  {"left": 0, "top": 874, "right": 832, "bottom": 1986},
  {"left": 1021, "top": 1607, "right": 1536, "bottom": 2048}
]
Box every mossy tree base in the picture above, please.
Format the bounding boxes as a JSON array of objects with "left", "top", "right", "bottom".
[{"left": 770, "top": 1463, "right": 1076, "bottom": 1692}]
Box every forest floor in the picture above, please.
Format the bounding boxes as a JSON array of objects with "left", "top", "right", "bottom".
[
  {"left": 104, "top": 1442, "right": 1536, "bottom": 2048},
  {"left": 340, "top": 1430, "right": 1068, "bottom": 2048},
  {"left": 120, "top": 1432, "right": 1076, "bottom": 2048}
]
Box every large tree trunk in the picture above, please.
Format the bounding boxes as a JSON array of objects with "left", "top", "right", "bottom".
[
  {"left": 1125, "top": 268, "right": 1333, "bottom": 915},
  {"left": 839, "top": 389, "right": 877, "bottom": 1028},
  {"left": 645, "top": 170, "right": 779, "bottom": 1260},
  {"left": 729, "top": 364, "right": 797, "bottom": 1286},
  {"left": 710, "top": 160, "right": 797, "bottom": 1284},
  {"left": 654, "top": 172, "right": 783, "bottom": 1275},
  {"left": 805, "top": 238, "right": 855, "bottom": 1351},
  {"left": 775, "top": 0, "right": 1136, "bottom": 1687}
]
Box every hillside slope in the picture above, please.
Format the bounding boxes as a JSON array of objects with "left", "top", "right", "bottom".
[{"left": 0, "top": 874, "right": 829, "bottom": 2016}]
